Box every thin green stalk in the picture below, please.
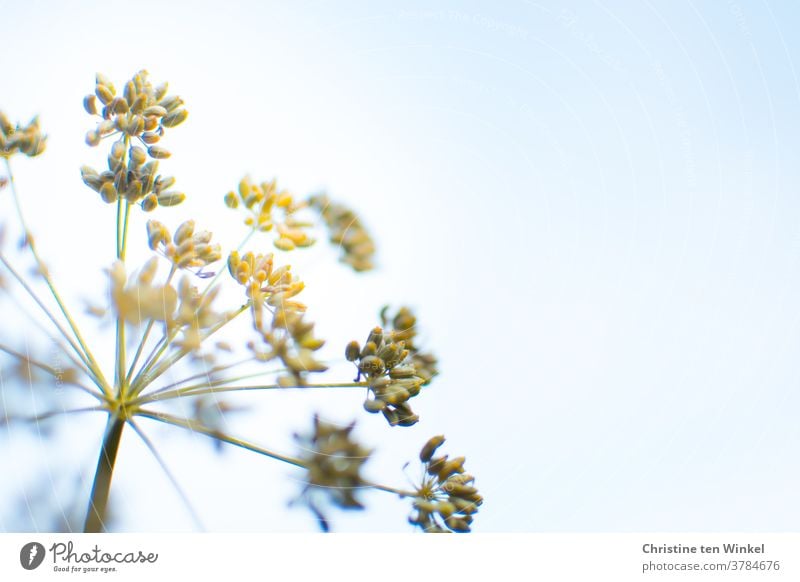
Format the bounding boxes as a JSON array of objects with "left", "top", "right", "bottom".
[
  {"left": 0, "top": 254, "right": 105, "bottom": 391},
  {"left": 364, "top": 481, "right": 416, "bottom": 498},
  {"left": 0, "top": 406, "right": 106, "bottom": 426},
  {"left": 131, "top": 303, "right": 250, "bottom": 396},
  {"left": 135, "top": 381, "right": 367, "bottom": 405},
  {"left": 128, "top": 419, "right": 205, "bottom": 531},
  {"left": 84, "top": 415, "right": 126, "bottom": 532},
  {"left": 137, "top": 409, "right": 305, "bottom": 468},
  {"left": 4, "top": 158, "right": 109, "bottom": 392},
  {"left": 133, "top": 361, "right": 279, "bottom": 403},
  {"left": 124, "top": 267, "right": 176, "bottom": 387},
  {"left": 136, "top": 366, "right": 293, "bottom": 402},
  {"left": 137, "top": 410, "right": 417, "bottom": 498},
  {"left": 115, "top": 197, "right": 123, "bottom": 259},
  {"left": 0, "top": 343, "right": 105, "bottom": 401},
  {"left": 115, "top": 198, "right": 132, "bottom": 396},
  {"left": 140, "top": 357, "right": 260, "bottom": 396},
  {"left": 120, "top": 201, "right": 131, "bottom": 260}
]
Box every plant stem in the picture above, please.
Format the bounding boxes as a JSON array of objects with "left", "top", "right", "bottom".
[
  {"left": 3, "top": 158, "right": 109, "bottom": 393},
  {"left": 84, "top": 415, "right": 126, "bottom": 533},
  {"left": 0, "top": 406, "right": 106, "bottom": 426},
  {"left": 364, "top": 481, "right": 416, "bottom": 498},
  {"left": 0, "top": 343, "right": 105, "bottom": 401},
  {"left": 137, "top": 409, "right": 305, "bottom": 468},
  {"left": 125, "top": 267, "right": 175, "bottom": 386},
  {"left": 0, "top": 254, "right": 103, "bottom": 388},
  {"left": 131, "top": 303, "right": 250, "bottom": 396},
  {"left": 137, "top": 410, "right": 418, "bottom": 499},
  {"left": 135, "top": 381, "right": 367, "bottom": 405}
]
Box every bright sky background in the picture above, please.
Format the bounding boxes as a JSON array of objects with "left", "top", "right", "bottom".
[{"left": 1, "top": 0, "right": 799, "bottom": 532}]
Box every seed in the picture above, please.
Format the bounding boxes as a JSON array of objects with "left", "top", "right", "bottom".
[
  {"left": 419, "top": 435, "right": 445, "bottom": 462},
  {"left": 95, "top": 84, "right": 114, "bottom": 105},
  {"left": 99, "top": 182, "right": 117, "bottom": 203},
  {"left": 224, "top": 191, "right": 239, "bottom": 208},
  {"left": 363, "top": 399, "right": 385, "bottom": 413},
  {"left": 173, "top": 220, "right": 195, "bottom": 244},
  {"left": 83, "top": 95, "right": 98, "bottom": 115},
  {"left": 157, "top": 192, "right": 185, "bottom": 207},
  {"left": 274, "top": 236, "right": 296, "bottom": 251},
  {"left": 345, "top": 340, "right": 361, "bottom": 362},
  {"left": 85, "top": 130, "right": 100, "bottom": 146},
  {"left": 147, "top": 145, "right": 171, "bottom": 159},
  {"left": 143, "top": 105, "right": 168, "bottom": 117},
  {"left": 162, "top": 108, "right": 188, "bottom": 128}
]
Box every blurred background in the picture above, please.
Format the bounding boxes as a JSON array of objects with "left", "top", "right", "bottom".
[{"left": 1, "top": 0, "right": 799, "bottom": 532}]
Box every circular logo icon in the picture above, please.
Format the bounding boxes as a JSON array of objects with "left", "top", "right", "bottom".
[{"left": 20, "top": 542, "right": 46, "bottom": 570}]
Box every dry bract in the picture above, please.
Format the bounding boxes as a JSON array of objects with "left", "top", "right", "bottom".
[{"left": 293, "top": 414, "right": 372, "bottom": 531}]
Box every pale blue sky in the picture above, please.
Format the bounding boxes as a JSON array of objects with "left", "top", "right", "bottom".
[{"left": 1, "top": 0, "right": 799, "bottom": 532}]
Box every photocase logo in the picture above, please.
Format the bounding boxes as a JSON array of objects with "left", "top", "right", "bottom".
[{"left": 20, "top": 542, "right": 46, "bottom": 570}]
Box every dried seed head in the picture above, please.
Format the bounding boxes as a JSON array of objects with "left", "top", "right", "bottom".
[
  {"left": 344, "top": 306, "right": 436, "bottom": 426},
  {"left": 308, "top": 193, "right": 376, "bottom": 272},
  {"left": 81, "top": 71, "right": 188, "bottom": 208},
  {"left": 407, "top": 438, "right": 482, "bottom": 533},
  {"left": 293, "top": 414, "right": 372, "bottom": 531},
  {"left": 0, "top": 113, "right": 48, "bottom": 158}
]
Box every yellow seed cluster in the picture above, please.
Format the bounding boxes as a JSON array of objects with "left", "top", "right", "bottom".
[
  {"left": 0, "top": 112, "right": 46, "bottom": 158},
  {"left": 308, "top": 194, "right": 375, "bottom": 272},
  {"left": 146, "top": 219, "right": 221, "bottom": 272},
  {"left": 294, "top": 415, "right": 371, "bottom": 530},
  {"left": 81, "top": 71, "right": 186, "bottom": 209},
  {"left": 409, "top": 435, "right": 483, "bottom": 533},
  {"left": 228, "top": 250, "right": 326, "bottom": 384},
  {"left": 225, "top": 176, "right": 315, "bottom": 251}
]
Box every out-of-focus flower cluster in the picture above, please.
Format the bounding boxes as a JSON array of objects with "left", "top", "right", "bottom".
[
  {"left": 109, "top": 259, "right": 177, "bottom": 325},
  {"left": 81, "top": 71, "right": 186, "bottom": 210},
  {"left": 225, "top": 176, "right": 315, "bottom": 251},
  {"left": 0, "top": 112, "right": 46, "bottom": 158},
  {"left": 308, "top": 194, "right": 375, "bottom": 272},
  {"left": 108, "top": 259, "right": 225, "bottom": 358},
  {"left": 345, "top": 306, "right": 437, "bottom": 427},
  {"left": 294, "top": 414, "right": 371, "bottom": 531},
  {"left": 409, "top": 435, "right": 482, "bottom": 533}
]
